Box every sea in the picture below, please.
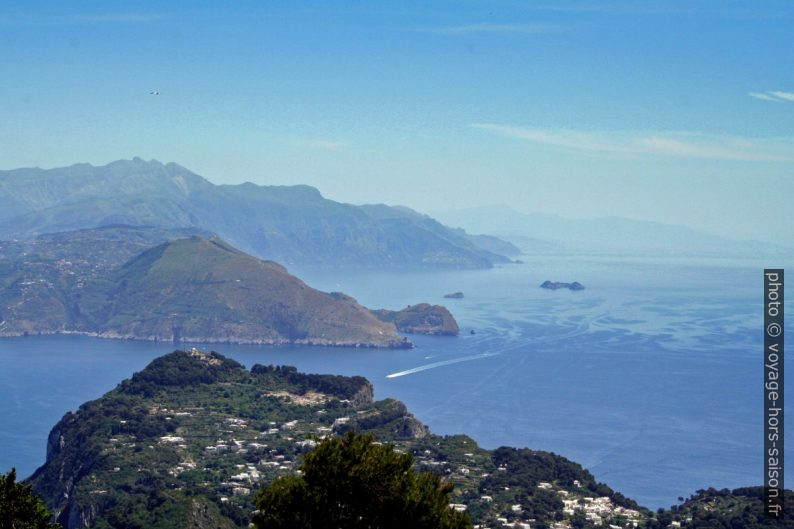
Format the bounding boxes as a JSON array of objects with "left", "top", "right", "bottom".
[{"left": 0, "top": 254, "right": 789, "bottom": 509}]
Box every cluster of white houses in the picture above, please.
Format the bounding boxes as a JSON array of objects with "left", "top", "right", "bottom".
[
  {"left": 156, "top": 413, "right": 362, "bottom": 500},
  {"left": 467, "top": 481, "right": 643, "bottom": 529},
  {"left": 147, "top": 406, "right": 652, "bottom": 528}
]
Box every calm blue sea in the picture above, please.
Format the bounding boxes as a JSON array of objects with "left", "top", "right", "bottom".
[{"left": 0, "top": 255, "right": 788, "bottom": 509}]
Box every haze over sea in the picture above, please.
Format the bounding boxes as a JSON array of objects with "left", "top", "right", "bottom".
[{"left": 0, "top": 255, "right": 789, "bottom": 509}]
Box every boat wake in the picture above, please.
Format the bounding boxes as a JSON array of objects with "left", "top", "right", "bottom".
[{"left": 386, "top": 352, "right": 499, "bottom": 378}]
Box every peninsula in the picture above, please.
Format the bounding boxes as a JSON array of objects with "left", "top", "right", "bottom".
[{"left": 0, "top": 230, "right": 461, "bottom": 346}]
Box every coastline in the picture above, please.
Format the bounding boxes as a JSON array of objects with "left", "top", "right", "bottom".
[{"left": 0, "top": 329, "right": 414, "bottom": 349}]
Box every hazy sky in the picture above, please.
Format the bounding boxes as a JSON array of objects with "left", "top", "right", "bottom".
[{"left": 1, "top": 1, "right": 793, "bottom": 242}]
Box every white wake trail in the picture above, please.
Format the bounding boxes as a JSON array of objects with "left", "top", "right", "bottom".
[{"left": 386, "top": 352, "right": 499, "bottom": 379}]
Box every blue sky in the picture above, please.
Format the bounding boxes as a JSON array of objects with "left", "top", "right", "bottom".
[{"left": 1, "top": 1, "right": 793, "bottom": 242}]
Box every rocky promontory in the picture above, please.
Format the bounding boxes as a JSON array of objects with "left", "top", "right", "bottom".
[{"left": 370, "top": 303, "right": 460, "bottom": 336}]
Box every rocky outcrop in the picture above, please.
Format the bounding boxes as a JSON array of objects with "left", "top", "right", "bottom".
[
  {"left": 350, "top": 381, "right": 375, "bottom": 407},
  {"left": 333, "top": 399, "right": 429, "bottom": 440},
  {"left": 540, "top": 280, "right": 585, "bottom": 291},
  {"left": 370, "top": 303, "right": 460, "bottom": 336}
]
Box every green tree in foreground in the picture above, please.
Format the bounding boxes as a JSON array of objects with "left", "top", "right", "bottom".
[
  {"left": 253, "top": 432, "right": 472, "bottom": 529},
  {"left": 0, "top": 469, "right": 61, "bottom": 529}
]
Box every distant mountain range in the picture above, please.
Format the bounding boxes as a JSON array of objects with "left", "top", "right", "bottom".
[
  {"left": 434, "top": 205, "right": 794, "bottom": 258},
  {"left": 0, "top": 229, "right": 458, "bottom": 347},
  {"left": 0, "top": 158, "right": 516, "bottom": 268}
]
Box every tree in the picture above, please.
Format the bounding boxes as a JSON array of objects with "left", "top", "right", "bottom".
[
  {"left": 253, "top": 432, "right": 472, "bottom": 529},
  {"left": 0, "top": 468, "right": 61, "bottom": 529}
]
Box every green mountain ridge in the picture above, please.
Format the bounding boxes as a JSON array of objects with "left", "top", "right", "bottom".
[
  {"left": 0, "top": 158, "right": 514, "bottom": 269},
  {"left": 27, "top": 350, "right": 627, "bottom": 529},
  {"left": 25, "top": 350, "right": 790, "bottom": 529}
]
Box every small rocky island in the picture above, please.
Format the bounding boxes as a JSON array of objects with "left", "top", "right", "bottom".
[
  {"left": 443, "top": 292, "right": 464, "bottom": 299},
  {"left": 540, "top": 280, "right": 585, "bottom": 291}
]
